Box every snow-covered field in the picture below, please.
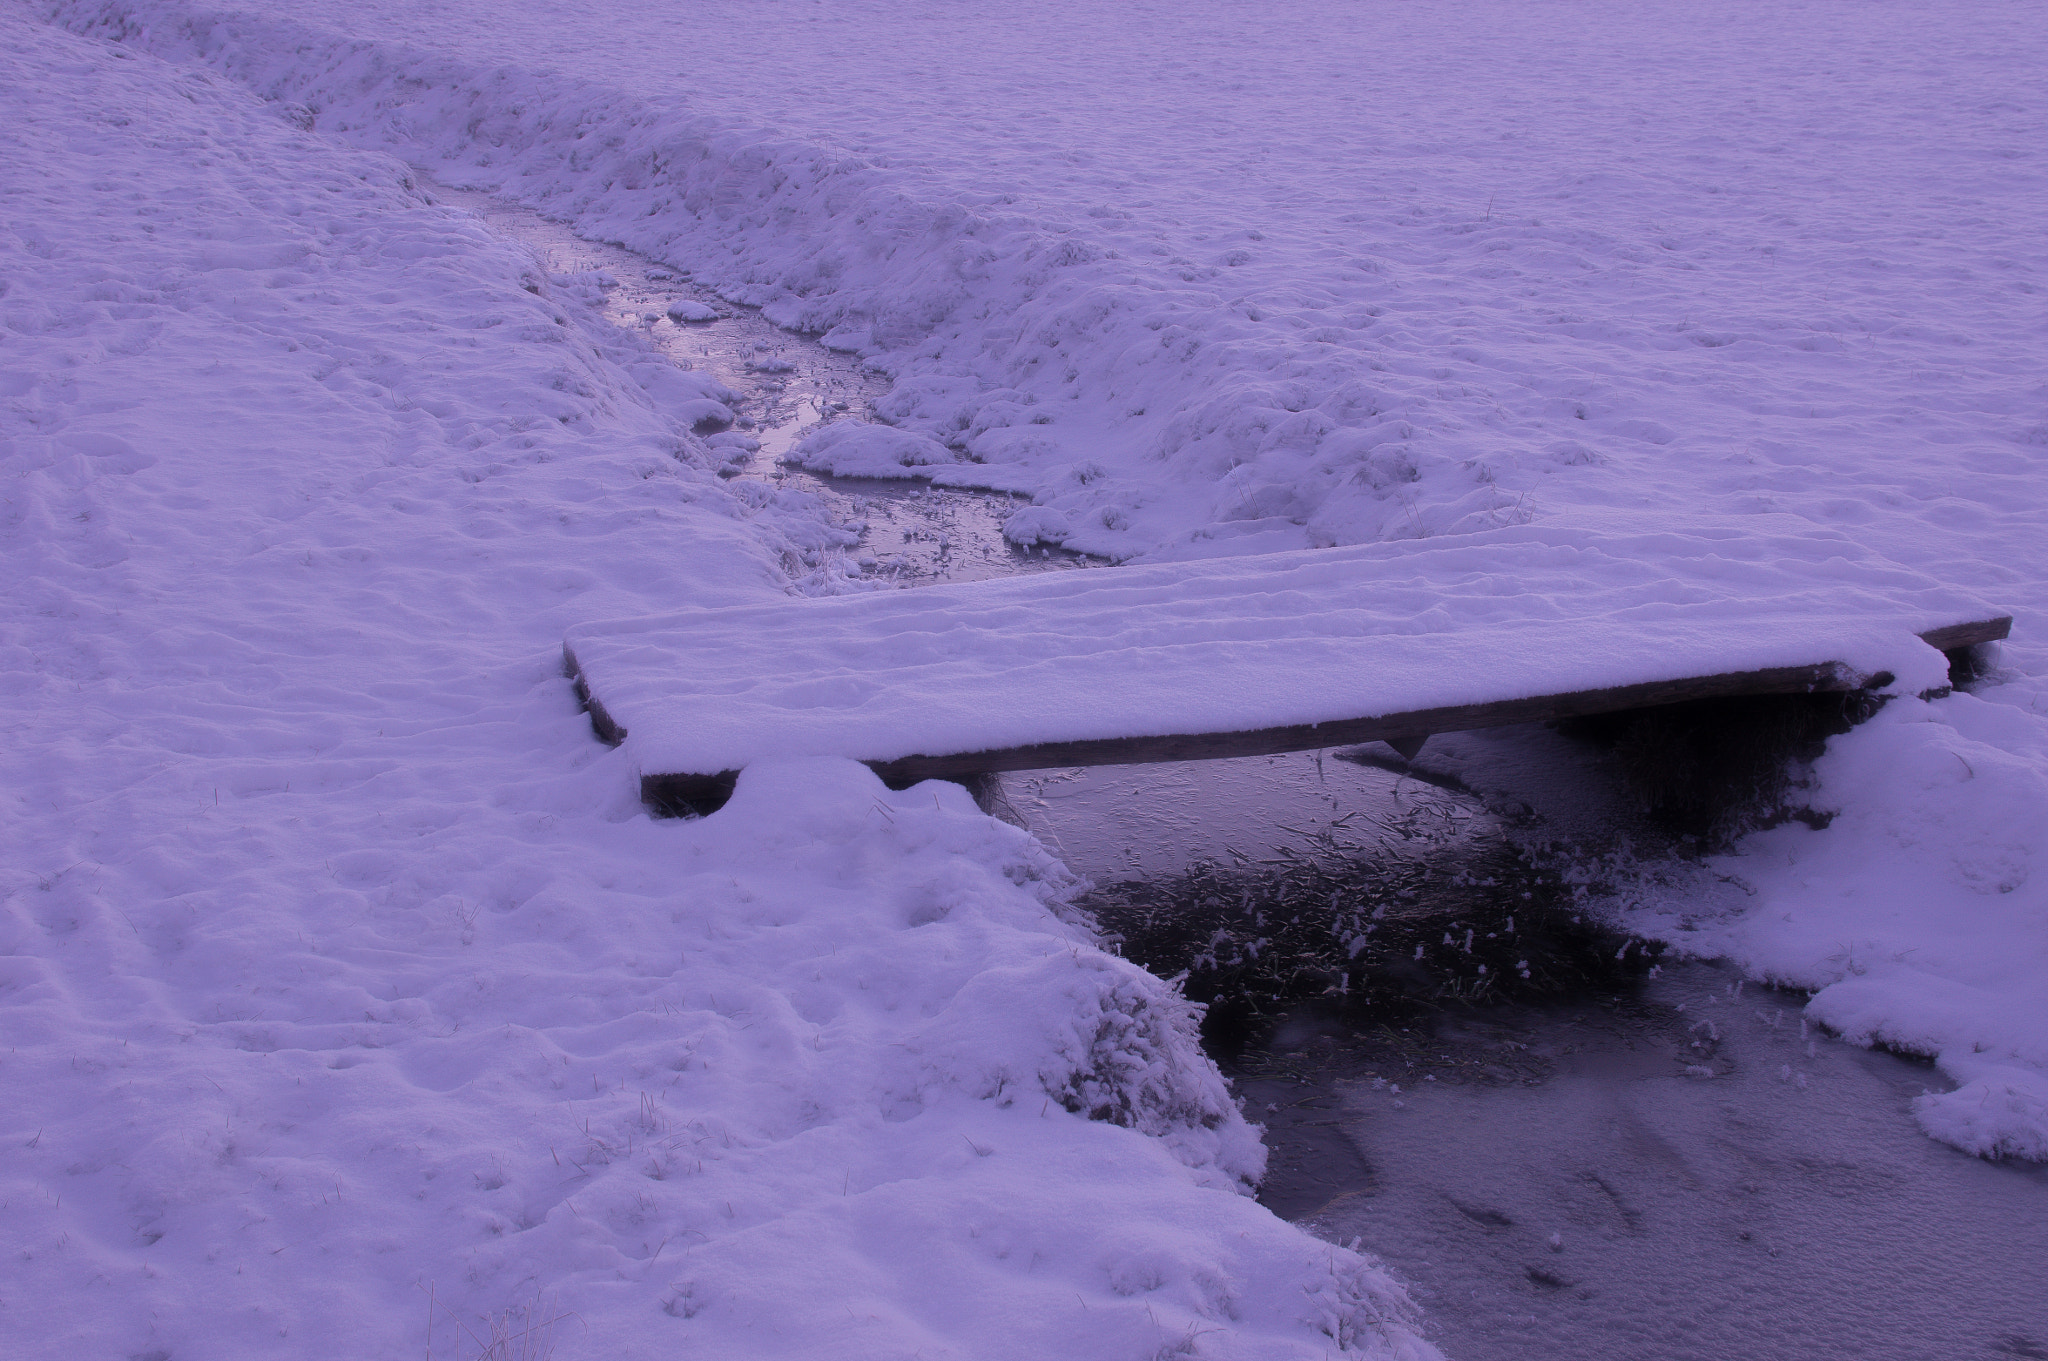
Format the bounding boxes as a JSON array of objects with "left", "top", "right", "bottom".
[
  {"left": 4, "top": 0, "right": 2045, "bottom": 1355},
  {"left": 0, "top": 14, "right": 1432, "bottom": 1358}
]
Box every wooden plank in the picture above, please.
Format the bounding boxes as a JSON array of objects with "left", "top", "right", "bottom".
[
  {"left": 859, "top": 661, "right": 1864, "bottom": 781},
  {"left": 1916, "top": 616, "right": 2011, "bottom": 652},
  {"left": 608, "top": 616, "right": 2010, "bottom": 814},
  {"left": 570, "top": 523, "right": 2013, "bottom": 804}
]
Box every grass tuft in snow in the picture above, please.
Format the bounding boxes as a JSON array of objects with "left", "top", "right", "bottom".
[{"left": 424, "top": 1285, "right": 577, "bottom": 1361}]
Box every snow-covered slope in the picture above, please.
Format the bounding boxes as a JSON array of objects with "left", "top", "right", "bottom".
[
  {"left": 0, "top": 16, "right": 1434, "bottom": 1358},
  {"left": 59, "top": 0, "right": 2037, "bottom": 1168},
  {"left": 44, "top": 0, "right": 2048, "bottom": 567}
]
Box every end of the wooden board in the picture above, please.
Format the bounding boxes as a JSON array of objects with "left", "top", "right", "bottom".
[
  {"left": 581, "top": 688, "right": 627, "bottom": 746},
  {"left": 1916, "top": 616, "right": 2012, "bottom": 652},
  {"left": 563, "top": 642, "right": 629, "bottom": 745}
]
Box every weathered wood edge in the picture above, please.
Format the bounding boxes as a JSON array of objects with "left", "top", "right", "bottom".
[
  {"left": 1917, "top": 616, "right": 2010, "bottom": 652},
  {"left": 563, "top": 642, "right": 628, "bottom": 746},
  {"left": 859, "top": 659, "right": 1868, "bottom": 784},
  {"left": 569, "top": 616, "right": 2013, "bottom": 813}
]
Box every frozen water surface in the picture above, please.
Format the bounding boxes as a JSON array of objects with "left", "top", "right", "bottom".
[
  {"left": 1030, "top": 727, "right": 2048, "bottom": 1360},
  {"left": 1009, "top": 752, "right": 1459, "bottom": 881},
  {"left": 1265, "top": 961, "right": 2048, "bottom": 1361}
]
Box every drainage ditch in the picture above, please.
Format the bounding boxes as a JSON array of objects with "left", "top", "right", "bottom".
[{"left": 444, "top": 183, "right": 2048, "bottom": 1361}]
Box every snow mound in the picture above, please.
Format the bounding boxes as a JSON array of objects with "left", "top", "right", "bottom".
[
  {"left": 1916, "top": 1058, "right": 2048, "bottom": 1162},
  {"left": 1003, "top": 504, "right": 1073, "bottom": 546},
  {"left": 905, "top": 947, "right": 1266, "bottom": 1187},
  {"left": 1671, "top": 693, "right": 2048, "bottom": 1161},
  {"left": 786, "top": 421, "right": 963, "bottom": 478}
]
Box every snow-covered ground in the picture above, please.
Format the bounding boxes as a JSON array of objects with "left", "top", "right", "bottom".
[
  {"left": 0, "top": 14, "right": 1433, "bottom": 1358},
  {"left": 50, "top": 0, "right": 2045, "bottom": 562},
  {"left": 6, "top": 0, "right": 2046, "bottom": 1355}
]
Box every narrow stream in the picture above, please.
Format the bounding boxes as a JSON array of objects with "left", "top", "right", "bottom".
[
  {"left": 426, "top": 178, "right": 1086, "bottom": 587},
  {"left": 1263, "top": 964, "right": 2048, "bottom": 1361},
  {"left": 440, "top": 184, "right": 2048, "bottom": 1361}
]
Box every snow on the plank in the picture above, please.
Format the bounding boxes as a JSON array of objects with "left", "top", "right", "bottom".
[
  {"left": 0, "top": 18, "right": 1433, "bottom": 1360},
  {"left": 570, "top": 522, "right": 1978, "bottom": 779}
]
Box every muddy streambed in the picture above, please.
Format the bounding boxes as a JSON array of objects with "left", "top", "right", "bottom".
[{"left": 441, "top": 186, "right": 2048, "bottom": 1361}]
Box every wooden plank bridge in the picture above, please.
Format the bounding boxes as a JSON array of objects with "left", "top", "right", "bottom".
[{"left": 563, "top": 526, "right": 2010, "bottom": 815}]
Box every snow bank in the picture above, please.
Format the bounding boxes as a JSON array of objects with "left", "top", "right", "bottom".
[
  {"left": 0, "top": 18, "right": 1433, "bottom": 1357},
  {"left": 788, "top": 421, "right": 963, "bottom": 480},
  {"left": 1669, "top": 689, "right": 2048, "bottom": 1162}
]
